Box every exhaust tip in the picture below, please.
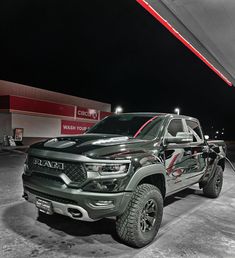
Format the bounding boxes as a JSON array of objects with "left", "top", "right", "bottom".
[{"left": 68, "top": 208, "right": 82, "bottom": 218}]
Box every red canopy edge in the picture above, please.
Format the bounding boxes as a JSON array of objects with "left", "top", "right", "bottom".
[{"left": 137, "top": 0, "right": 233, "bottom": 87}]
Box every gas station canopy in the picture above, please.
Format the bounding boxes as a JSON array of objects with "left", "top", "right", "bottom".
[{"left": 137, "top": 0, "right": 235, "bottom": 87}]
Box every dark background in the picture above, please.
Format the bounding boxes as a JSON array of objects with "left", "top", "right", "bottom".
[{"left": 1, "top": 0, "right": 234, "bottom": 139}]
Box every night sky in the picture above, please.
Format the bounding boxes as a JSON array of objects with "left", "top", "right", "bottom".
[{"left": 1, "top": 0, "right": 235, "bottom": 139}]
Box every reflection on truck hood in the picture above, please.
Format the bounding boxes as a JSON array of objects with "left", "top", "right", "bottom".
[{"left": 31, "top": 134, "right": 153, "bottom": 159}]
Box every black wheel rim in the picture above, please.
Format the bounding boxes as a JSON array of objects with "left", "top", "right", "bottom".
[
  {"left": 140, "top": 199, "right": 157, "bottom": 232},
  {"left": 215, "top": 174, "right": 222, "bottom": 191}
]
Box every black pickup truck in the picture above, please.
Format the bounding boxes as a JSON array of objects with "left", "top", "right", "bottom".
[{"left": 22, "top": 113, "right": 226, "bottom": 247}]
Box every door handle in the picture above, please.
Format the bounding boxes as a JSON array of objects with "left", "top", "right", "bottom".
[{"left": 185, "top": 150, "right": 192, "bottom": 155}]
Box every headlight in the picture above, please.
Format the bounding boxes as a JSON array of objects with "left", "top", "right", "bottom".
[{"left": 85, "top": 163, "right": 129, "bottom": 175}]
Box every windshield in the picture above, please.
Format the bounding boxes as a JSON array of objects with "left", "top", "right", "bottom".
[{"left": 87, "top": 114, "right": 165, "bottom": 140}]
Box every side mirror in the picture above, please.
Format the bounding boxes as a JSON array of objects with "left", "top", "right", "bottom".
[{"left": 165, "top": 132, "right": 193, "bottom": 144}]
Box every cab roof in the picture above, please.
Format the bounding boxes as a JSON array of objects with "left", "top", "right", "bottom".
[{"left": 113, "top": 112, "right": 198, "bottom": 121}]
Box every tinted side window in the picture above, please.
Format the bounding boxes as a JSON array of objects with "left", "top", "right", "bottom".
[
  {"left": 167, "top": 119, "right": 184, "bottom": 137},
  {"left": 186, "top": 120, "right": 202, "bottom": 142}
]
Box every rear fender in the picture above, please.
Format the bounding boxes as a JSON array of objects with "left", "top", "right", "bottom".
[{"left": 200, "top": 156, "right": 225, "bottom": 188}]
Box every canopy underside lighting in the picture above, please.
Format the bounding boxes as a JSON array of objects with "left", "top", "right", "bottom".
[{"left": 137, "top": 0, "right": 235, "bottom": 87}]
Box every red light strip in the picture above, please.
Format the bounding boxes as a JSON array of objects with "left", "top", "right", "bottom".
[
  {"left": 137, "top": 0, "right": 233, "bottom": 87},
  {"left": 134, "top": 115, "right": 158, "bottom": 138}
]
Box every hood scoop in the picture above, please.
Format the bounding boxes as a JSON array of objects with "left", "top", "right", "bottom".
[
  {"left": 44, "top": 138, "right": 76, "bottom": 148},
  {"left": 91, "top": 136, "right": 130, "bottom": 146}
]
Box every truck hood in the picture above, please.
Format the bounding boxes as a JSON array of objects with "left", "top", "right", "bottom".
[{"left": 31, "top": 134, "right": 153, "bottom": 159}]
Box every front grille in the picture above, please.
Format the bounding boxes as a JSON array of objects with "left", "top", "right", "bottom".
[
  {"left": 25, "top": 187, "right": 77, "bottom": 205},
  {"left": 32, "top": 173, "right": 64, "bottom": 185},
  {"left": 28, "top": 156, "right": 87, "bottom": 185}
]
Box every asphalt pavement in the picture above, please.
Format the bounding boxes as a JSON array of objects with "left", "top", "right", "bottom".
[{"left": 0, "top": 149, "right": 235, "bottom": 258}]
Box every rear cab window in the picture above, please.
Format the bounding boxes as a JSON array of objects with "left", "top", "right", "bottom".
[
  {"left": 166, "top": 119, "right": 185, "bottom": 137},
  {"left": 186, "top": 120, "right": 203, "bottom": 143}
]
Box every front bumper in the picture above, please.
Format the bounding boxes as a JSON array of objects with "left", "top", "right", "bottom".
[{"left": 22, "top": 174, "right": 132, "bottom": 221}]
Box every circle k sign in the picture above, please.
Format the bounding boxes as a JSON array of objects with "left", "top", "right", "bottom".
[{"left": 76, "top": 106, "right": 100, "bottom": 120}]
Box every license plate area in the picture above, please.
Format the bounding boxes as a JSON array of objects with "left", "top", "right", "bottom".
[{"left": 36, "top": 198, "right": 53, "bottom": 215}]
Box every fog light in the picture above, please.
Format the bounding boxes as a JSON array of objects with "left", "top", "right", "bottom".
[{"left": 92, "top": 200, "right": 114, "bottom": 207}]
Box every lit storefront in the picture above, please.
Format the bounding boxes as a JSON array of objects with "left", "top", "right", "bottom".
[{"left": 0, "top": 80, "right": 111, "bottom": 145}]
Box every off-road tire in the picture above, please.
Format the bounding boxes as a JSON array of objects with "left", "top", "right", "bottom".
[
  {"left": 116, "top": 184, "right": 163, "bottom": 248},
  {"left": 203, "top": 165, "right": 223, "bottom": 198}
]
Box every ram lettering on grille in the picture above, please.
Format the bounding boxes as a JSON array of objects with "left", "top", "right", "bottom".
[
  {"left": 28, "top": 157, "right": 87, "bottom": 185},
  {"left": 33, "top": 158, "right": 64, "bottom": 170}
]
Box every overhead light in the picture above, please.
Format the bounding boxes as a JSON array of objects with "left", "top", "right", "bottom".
[
  {"left": 174, "top": 107, "right": 180, "bottom": 115},
  {"left": 115, "top": 106, "right": 123, "bottom": 114}
]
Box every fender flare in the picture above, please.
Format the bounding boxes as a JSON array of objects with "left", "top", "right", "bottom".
[
  {"left": 212, "top": 157, "right": 225, "bottom": 176},
  {"left": 125, "top": 163, "right": 168, "bottom": 193},
  {"left": 200, "top": 156, "right": 225, "bottom": 188}
]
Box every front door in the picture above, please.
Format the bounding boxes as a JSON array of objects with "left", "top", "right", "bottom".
[
  {"left": 162, "top": 118, "right": 194, "bottom": 193},
  {"left": 183, "top": 119, "right": 208, "bottom": 184}
]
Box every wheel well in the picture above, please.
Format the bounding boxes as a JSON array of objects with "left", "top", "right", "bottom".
[
  {"left": 138, "top": 174, "right": 166, "bottom": 198},
  {"left": 217, "top": 158, "right": 225, "bottom": 171}
]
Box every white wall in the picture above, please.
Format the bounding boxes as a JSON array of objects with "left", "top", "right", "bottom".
[
  {"left": 0, "top": 113, "right": 12, "bottom": 139},
  {"left": 12, "top": 113, "right": 61, "bottom": 138}
]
